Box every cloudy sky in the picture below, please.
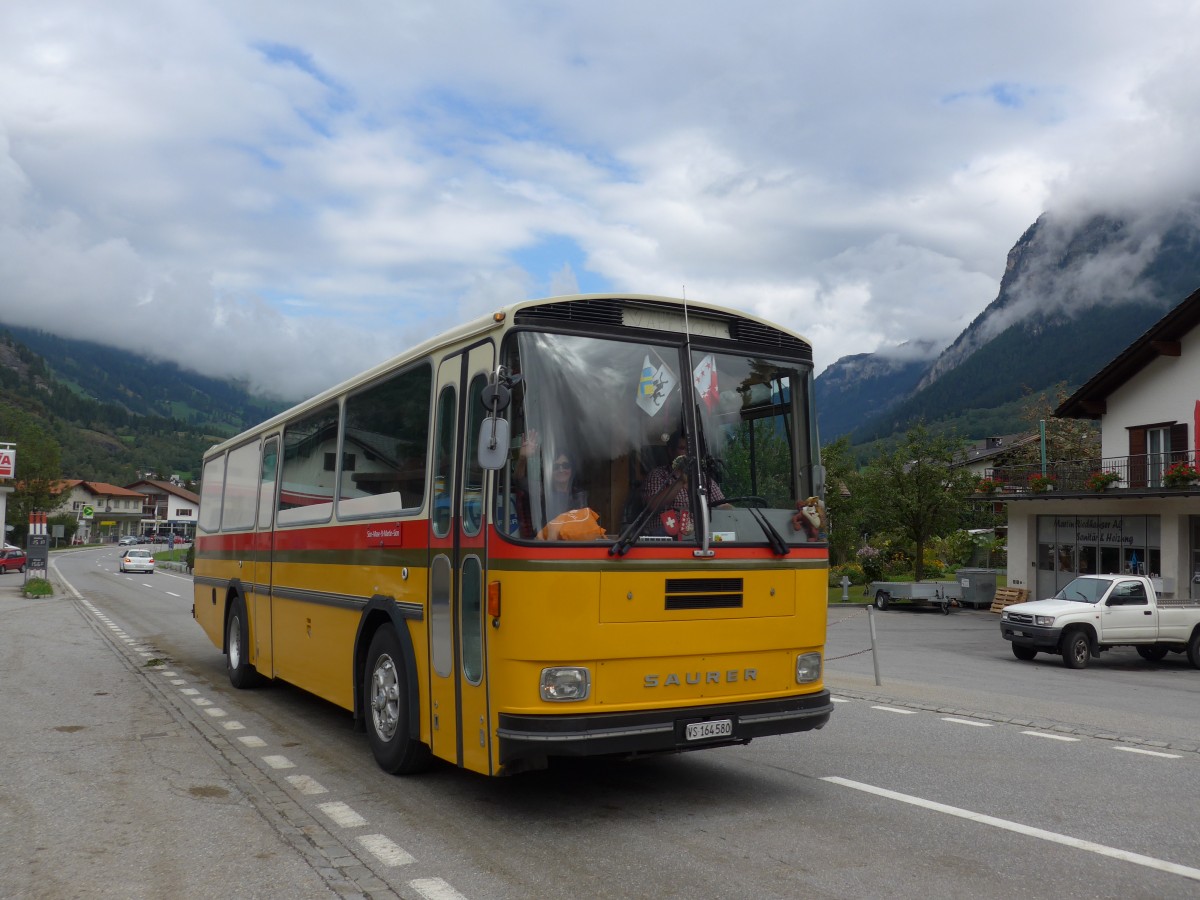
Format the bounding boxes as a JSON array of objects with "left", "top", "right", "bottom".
[{"left": 2, "top": 1, "right": 1199, "bottom": 400}]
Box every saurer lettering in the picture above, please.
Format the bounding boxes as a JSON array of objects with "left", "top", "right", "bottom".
[{"left": 644, "top": 669, "right": 758, "bottom": 687}]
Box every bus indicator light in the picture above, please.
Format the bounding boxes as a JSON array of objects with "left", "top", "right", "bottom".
[{"left": 488, "top": 581, "right": 501, "bottom": 620}]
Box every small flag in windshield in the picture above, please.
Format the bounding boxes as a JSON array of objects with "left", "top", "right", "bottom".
[
  {"left": 693, "top": 354, "right": 718, "bottom": 412},
  {"left": 636, "top": 354, "right": 676, "bottom": 417}
]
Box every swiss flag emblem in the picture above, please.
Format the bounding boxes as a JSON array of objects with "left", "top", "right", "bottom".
[{"left": 660, "top": 510, "right": 680, "bottom": 536}]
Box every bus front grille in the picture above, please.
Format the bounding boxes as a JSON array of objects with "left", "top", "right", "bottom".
[{"left": 665, "top": 577, "right": 744, "bottom": 610}]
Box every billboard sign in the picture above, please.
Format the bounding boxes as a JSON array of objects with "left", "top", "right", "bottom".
[{"left": 0, "top": 444, "right": 14, "bottom": 479}]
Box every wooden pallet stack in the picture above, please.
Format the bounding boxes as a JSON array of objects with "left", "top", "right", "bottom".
[{"left": 989, "top": 587, "right": 1030, "bottom": 613}]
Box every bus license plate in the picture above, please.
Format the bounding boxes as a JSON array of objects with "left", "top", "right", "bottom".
[{"left": 686, "top": 719, "right": 733, "bottom": 741}]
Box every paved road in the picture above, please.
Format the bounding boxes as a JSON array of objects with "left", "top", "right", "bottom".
[{"left": 3, "top": 554, "right": 1199, "bottom": 899}]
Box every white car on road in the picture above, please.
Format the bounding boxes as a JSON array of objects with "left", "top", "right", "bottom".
[{"left": 119, "top": 549, "right": 155, "bottom": 574}]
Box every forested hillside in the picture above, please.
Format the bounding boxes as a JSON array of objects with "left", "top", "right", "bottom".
[{"left": 0, "top": 328, "right": 285, "bottom": 483}]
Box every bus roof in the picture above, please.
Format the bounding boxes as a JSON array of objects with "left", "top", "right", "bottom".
[{"left": 203, "top": 293, "right": 811, "bottom": 459}]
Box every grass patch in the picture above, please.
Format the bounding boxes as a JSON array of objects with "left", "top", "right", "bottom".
[{"left": 21, "top": 577, "right": 54, "bottom": 597}]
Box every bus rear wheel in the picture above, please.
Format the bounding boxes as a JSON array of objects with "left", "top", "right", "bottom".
[{"left": 365, "top": 625, "right": 432, "bottom": 775}]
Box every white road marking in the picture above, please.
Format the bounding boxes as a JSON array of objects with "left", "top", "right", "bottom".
[
  {"left": 824, "top": 776, "right": 1200, "bottom": 883},
  {"left": 318, "top": 801, "right": 367, "bottom": 828},
  {"left": 238, "top": 736, "right": 266, "bottom": 748},
  {"left": 358, "top": 834, "right": 414, "bottom": 866},
  {"left": 285, "top": 774, "right": 328, "bottom": 795},
  {"left": 262, "top": 754, "right": 295, "bottom": 770},
  {"left": 165, "top": 591, "right": 181, "bottom": 597},
  {"left": 203, "top": 707, "right": 227, "bottom": 718},
  {"left": 1114, "top": 746, "right": 1181, "bottom": 759},
  {"left": 1021, "top": 730, "right": 1080, "bottom": 742},
  {"left": 192, "top": 698, "right": 213, "bottom": 707},
  {"left": 871, "top": 705, "right": 919, "bottom": 714},
  {"left": 179, "top": 688, "right": 199, "bottom": 695},
  {"left": 410, "top": 878, "right": 469, "bottom": 900},
  {"left": 222, "top": 720, "right": 245, "bottom": 731},
  {"left": 941, "top": 717, "right": 993, "bottom": 727},
  {"left": 831, "top": 697, "right": 850, "bottom": 703}
]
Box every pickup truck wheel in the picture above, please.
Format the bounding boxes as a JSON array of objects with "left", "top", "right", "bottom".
[
  {"left": 1136, "top": 645, "right": 1168, "bottom": 662},
  {"left": 1188, "top": 630, "right": 1200, "bottom": 669},
  {"left": 873, "top": 591, "right": 889, "bottom": 611},
  {"left": 1012, "top": 645, "right": 1037, "bottom": 661},
  {"left": 1061, "top": 629, "right": 1091, "bottom": 669}
]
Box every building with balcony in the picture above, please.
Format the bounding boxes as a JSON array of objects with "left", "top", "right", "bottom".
[
  {"left": 983, "top": 286, "right": 1200, "bottom": 600},
  {"left": 125, "top": 479, "right": 200, "bottom": 540}
]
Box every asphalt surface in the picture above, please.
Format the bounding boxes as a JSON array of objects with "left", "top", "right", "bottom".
[
  {"left": 0, "top": 566, "right": 352, "bottom": 900},
  {"left": 5, "top": 564, "right": 1197, "bottom": 900}
]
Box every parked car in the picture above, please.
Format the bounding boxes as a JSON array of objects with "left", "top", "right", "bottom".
[
  {"left": 1000, "top": 574, "right": 1200, "bottom": 669},
  {"left": 119, "top": 549, "right": 155, "bottom": 574},
  {"left": 118, "top": 535, "right": 138, "bottom": 546},
  {"left": 0, "top": 548, "right": 27, "bottom": 573}
]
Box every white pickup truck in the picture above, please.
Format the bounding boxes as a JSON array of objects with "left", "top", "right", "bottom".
[{"left": 999, "top": 574, "right": 1200, "bottom": 669}]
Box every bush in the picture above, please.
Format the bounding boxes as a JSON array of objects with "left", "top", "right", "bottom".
[
  {"left": 830, "top": 562, "right": 866, "bottom": 586},
  {"left": 855, "top": 546, "right": 884, "bottom": 582}
]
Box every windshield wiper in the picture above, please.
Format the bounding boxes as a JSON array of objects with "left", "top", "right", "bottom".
[
  {"left": 747, "top": 506, "right": 789, "bottom": 556},
  {"left": 610, "top": 460, "right": 687, "bottom": 557}
]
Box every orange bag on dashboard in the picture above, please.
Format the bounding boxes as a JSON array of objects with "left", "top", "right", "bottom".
[{"left": 538, "top": 508, "right": 605, "bottom": 541}]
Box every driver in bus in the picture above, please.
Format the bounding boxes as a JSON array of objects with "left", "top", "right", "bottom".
[{"left": 641, "top": 431, "right": 730, "bottom": 537}]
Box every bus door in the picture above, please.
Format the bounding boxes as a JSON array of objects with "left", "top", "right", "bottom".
[
  {"left": 429, "top": 343, "right": 495, "bottom": 772},
  {"left": 251, "top": 436, "right": 279, "bottom": 676}
]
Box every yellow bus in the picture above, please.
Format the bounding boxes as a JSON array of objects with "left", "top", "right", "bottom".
[{"left": 193, "top": 293, "right": 831, "bottom": 776}]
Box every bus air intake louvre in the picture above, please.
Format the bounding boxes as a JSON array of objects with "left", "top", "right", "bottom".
[
  {"left": 515, "top": 299, "right": 811, "bottom": 362},
  {"left": 664, "top": 577, "right": 744, "bottom": 610},
  {"left": 515, "top": 298, "right": 624, "bottom": 327},
  {"left": 729, "top": 320, "right": 811, "bottom": 357}
]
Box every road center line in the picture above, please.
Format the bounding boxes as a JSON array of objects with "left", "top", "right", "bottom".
[
  {"left": 941, "top": 717, "right": 992, "bottom": 727},
  {"left": 823, "top": 776, "right": 1200, "bottom": 883},
  {"left": 871, "top": 705, "right": 919, "bottom": 714}
]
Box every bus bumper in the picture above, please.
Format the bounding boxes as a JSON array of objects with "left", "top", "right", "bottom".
[{"left": 496, "top": 691, "right": 832, "bottom": 772}]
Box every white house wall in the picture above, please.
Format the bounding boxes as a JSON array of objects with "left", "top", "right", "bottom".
[{"left": 1100, "top": 327, "right": 1200, "bottom": 459}]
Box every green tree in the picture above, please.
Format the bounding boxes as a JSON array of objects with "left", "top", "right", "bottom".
[
  {"left": 856, "top": 422, "right": 975, "bottom": 581},
  {"left": 1010, "top": 382, "right": 1100, "bottom": 465},
  {"left": 48, "top": 512, "right": 79, "bottom": 547},
  {"left": 0, "top": 407, "right": 62, "bottom": 544}
]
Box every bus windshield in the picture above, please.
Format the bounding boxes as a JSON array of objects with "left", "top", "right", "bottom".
[{"left": 496, "top": 329, "right": 821, "bottom": 547}]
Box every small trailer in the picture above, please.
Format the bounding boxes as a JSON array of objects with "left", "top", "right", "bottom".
[{"left": 868, "top": 580, "right": 962, "bottom": 614}]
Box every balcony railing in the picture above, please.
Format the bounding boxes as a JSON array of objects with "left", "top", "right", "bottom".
[{"left": 979, "top": 451, "right": 1200, "bottom": 496}]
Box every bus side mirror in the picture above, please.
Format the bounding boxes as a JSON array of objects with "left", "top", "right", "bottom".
[{"left": 478, "top": 417, "right": 510, "bottom": 470}]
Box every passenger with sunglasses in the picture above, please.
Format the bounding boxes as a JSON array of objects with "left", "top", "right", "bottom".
[{"left": 512, "top": 430, "right": 588, "bottom": 538}]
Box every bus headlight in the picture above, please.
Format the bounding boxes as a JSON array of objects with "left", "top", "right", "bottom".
[
  {"left": 795, "top": 653, "right": 822, "bottom": 684},
  {"left": 540, "top": 666, "right": 591, "bottom": 701}
]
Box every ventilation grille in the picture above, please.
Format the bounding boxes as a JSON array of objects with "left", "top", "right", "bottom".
[
  {"left": 664, "top": 577, "right": 744, "bottom": 610},
  {"left": 730, "top": 320, "right": 811, "bottom": 355},
  {"left": 514, "top": 298, "right": 811, "bottom": 360},
  {"left": 514, "top": 298, "right": 625, "bottom": 327}
]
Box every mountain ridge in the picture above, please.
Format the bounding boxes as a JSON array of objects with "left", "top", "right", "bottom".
[{"left": 817, "top": 203, "right": 1200, "bottom": 444}]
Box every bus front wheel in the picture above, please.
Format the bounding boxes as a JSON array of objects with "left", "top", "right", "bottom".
[
  {"left": 226, "top": 594, "right": 262, "bottom": 689},
  {"left": 365, "top": 625, "right": 432, "bottom": 775}
]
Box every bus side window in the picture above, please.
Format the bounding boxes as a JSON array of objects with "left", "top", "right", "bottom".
[
  {"left": 278, "top": 403, "right": 339, "bottom": 525},
  {"left": 340, "top": 362, "right": 433, "bottom": 518}
]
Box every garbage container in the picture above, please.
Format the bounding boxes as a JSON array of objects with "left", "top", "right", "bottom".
[{"left": 957, "top": 568, "right": 999, "bottom": 609}]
